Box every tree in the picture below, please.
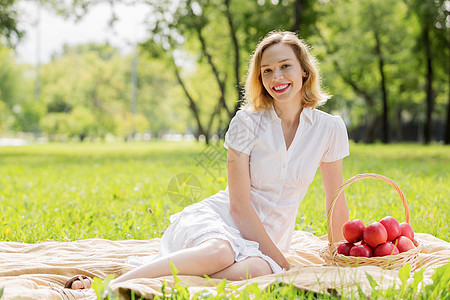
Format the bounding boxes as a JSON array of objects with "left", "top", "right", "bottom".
[
  {"left": 39, "top": 43, "right": 134, "bottom": 140},
  {"left": 405, "top": 0, "right": 449, "bottom": 144},
  {"left": 13, "top": 0, "right": 448, "bottom": 143},
  {"left": 40, "top": 0, "right": 323, "bottom": 142},
  {"left": 291, "top": 0, "right": 317, "bottom": 36},
  {"left": 135, "top": 52, "right": 189, "bottom": 137},
  {"left": 139, "top": 0, "right": 236, "bottom": 143},
  {"left": 36, "top": 41, "right": 188, "bottom": 140},
  {"left": 141, "top": 0, "right": 325, "bottom": 141},
  {"left": 0, "top": 46, "right": 37, "bottom": 133},
  {"left": 368, "top": 1, "right": 392, "bottom": 143},
  {"left": 0, "top": 46, "right": 21, "bottom": 108},
  {"left": 314, "top": 0, "right": 422, "bottom": 143},
  {"left": 12, "top": 99, "right": 45, "bottom": 133},
  {"left": 0, "top": 0, "right": 23, "bottom": 47}
]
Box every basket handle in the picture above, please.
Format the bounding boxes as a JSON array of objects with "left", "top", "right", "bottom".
[{"left": 327, "top": 173, "right": 410, "bottom": 244}]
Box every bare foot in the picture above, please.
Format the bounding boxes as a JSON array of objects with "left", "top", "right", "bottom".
[{"left": 64, "top": 275, "right": 93, "bottom": 290}]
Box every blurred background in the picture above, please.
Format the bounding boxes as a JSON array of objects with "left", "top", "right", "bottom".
[{"left": 0, "top": 0, "right": 448, "bottom": 146}]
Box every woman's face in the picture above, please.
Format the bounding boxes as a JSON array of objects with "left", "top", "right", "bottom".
[{"left": 260, "top": 43, "right": 305, "bottom": 106}]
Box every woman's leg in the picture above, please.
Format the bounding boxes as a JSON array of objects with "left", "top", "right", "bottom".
[
  {"left": 209, "top": 257, "right": 272, "bottom": 281},
  {"left": 109, "top": 238, "right": 235, "bottom": 286}
]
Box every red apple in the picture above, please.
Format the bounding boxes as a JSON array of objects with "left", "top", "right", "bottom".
[
  {"left": 374, "top": 242, "right": 399, "bottom": 257},
  {"left": 363, "top": 222, "right": 388, "bottom": 248},
  {"left": 361, "top": 239, "right": 376, "bottom": 252},
  {"left": 399, "top": 222, "right": 414, "bottom": 241},
  {"left": 337, "top": 242, "right": 354, "bottom": 256},
  {"left": 343, "top": 219, "right": 366, "bottom": 243},
  {"left": 349, "top": 244, "right": 373, "bottom": 258},
  {"left": 380, "top": 216, "right": 401, "bottom": 241},
  {"left": 393, "top": 236, "right": 415, "bottom": 253}
]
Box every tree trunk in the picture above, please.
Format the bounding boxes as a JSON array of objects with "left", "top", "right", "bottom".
[
  {"left": 224, "top": 0, "right": 243, "bottom": 114},
  {"left": 366, "top": 114, "right": 382, "bottom": 143},
  {"left": 423, "top": 24, "right": 434, "bottom": 145},
  {"left": 374, "top": 29, "right": 389, "bottom": 143},
  {"left": 291, "top": 0, "right": 304, "bottom": 33},
  {"left": 194, "top": 23, "right": 232, "bottom": 119},
  {"left": 194, "top": 26, "right": 230, "bottom": 143},
  {"left": 445, "top": 96, "right": 450, "bottom": 144},
  {"left": 395, "top": 106, "right": 403, "bottom": 142},
  {"left": 172, "top": 59, "right": 207, "bottom": 143}
]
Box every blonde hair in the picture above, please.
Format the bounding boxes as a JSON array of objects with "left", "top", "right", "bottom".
[{"left": 243, "top": 31, "right": 329, "bottom": 111}]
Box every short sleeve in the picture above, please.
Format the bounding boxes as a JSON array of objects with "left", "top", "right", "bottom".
[
  {"left": 322, "top": 116, "right": 350, "bottom": 163},
  {"left": 223, "top": 110, "right": 257, "bottom": 155}
]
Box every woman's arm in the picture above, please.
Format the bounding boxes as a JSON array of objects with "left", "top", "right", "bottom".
[
  {"left": 227, "top": 147, "right": 290, "bottom": 270},
  {"left": 320, "top": 159, "right": 349, "bottom": 242}
]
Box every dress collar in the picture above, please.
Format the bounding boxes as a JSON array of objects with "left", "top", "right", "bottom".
[{"left": 266, "top": 104, "right": 314, "bottom": 125}]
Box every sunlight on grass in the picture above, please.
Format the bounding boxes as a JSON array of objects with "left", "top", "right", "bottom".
[{"left": 0, "top": 141, "right": 448, "bottom": 243}]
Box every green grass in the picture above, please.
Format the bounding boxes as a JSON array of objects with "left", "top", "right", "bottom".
[
  {"left": 0, "top": 141, "right": 226, "bottom": 242},
  {"left": 0, "top": 141, "right": 449, "bottom": 298}
]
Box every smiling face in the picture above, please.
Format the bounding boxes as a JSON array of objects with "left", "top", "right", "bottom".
[{"left": 260, "top": 43, "right": 306, "bottom": 106}]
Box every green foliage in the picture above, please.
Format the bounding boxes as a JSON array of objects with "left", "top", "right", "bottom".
[
  {"left": 25, "top": 42, "right": 189, "bottom": 140},
  {"left": 136, "top": 0, "right": 448, "bottom": 142},
  {"left": 91, "top": 274, "right": 116, "bottom": 300},
  {"left": 358, "top": 263, "right": 450, "bottom": 299},
  {"left": 66, "top": 106, "right": 96, "bottom": 138},
  {"left": 135, "top": 54, "right": 189, "bottom": 137},
  {"left": 2, "top": 0, "right": 448, "bottom": 143},
  {"left": 0, "top": 45, "right": 26, "bottom": 133},
  {"left": 0, "top": 45, "right": 39, "bottom": 134},
  {"left": 405, "top": 0, "right": 449, "bottom": 117},
  {"left": 0, "top": 101, "right": 13, "bottom": 133},
  {"left": 398, "top": 263, "right": 412, "bottom": 285},
  {"left": 12, "top": 100, "right": 45, "bottom": 133},
  {"left": 0, "top": 0, "right": 24, "bottom": 47},
  {"left": 169, "top": 262, "right": 191, "bottom": 299},
  {"left": 40, "top": 45, "right": 130, "bottom": 139},
  {"left": 39, "top": 112, "right": 70, "bottom": 140},
  {"left": 0, "top": 46, "right": 21, "bottom": 107},
  {"left": 422, "top": 262, "right": 450, "bottom": 299},
  {"left": 59, "top": 43, "right": 119, "bottom": 61}
]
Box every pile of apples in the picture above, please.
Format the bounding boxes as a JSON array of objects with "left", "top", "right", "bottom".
[{"left": 337, "top": 216, "right": 416, "bottom": 258}]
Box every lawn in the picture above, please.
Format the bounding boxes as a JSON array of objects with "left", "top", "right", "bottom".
[
  {"left": 0, "top": 141, "right": 448, "bottom": 298},
  {"left": 1, "top": 141, "right": 447, "bottom": 242}
]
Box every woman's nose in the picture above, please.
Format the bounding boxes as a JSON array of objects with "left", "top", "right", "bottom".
[{"left": 273, "top": 68, "right": 284, "bottom": 80}]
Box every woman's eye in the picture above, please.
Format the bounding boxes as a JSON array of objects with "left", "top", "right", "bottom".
[
  {"left": 282, "top": 64, "right": 290, "bottom": 68},
  {"left": 263, "top": 69, "right": 272, "bottom": 74}
]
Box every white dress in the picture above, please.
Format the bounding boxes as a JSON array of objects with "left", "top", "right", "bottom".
[{"left": 157, "top": 105, "right": 350, "bottom": 273}]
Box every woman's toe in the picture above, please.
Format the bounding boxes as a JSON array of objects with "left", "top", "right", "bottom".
[
  {"left": 83, "top": 278, "right": 92, "bottom": 288},
  {"left": 71, "top": 280, "right": 83, "bottom": 290}
]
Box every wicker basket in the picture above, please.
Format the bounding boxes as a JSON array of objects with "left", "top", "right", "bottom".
[{"left": 320, "top": 173, "right": 421, "bottom": 270}]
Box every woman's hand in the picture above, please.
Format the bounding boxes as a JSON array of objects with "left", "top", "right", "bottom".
[{"left": 277, "top": 255, "right": 291, "bottom": 271}]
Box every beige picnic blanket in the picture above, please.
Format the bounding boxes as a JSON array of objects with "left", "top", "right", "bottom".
[{"left": 0, "top": 231, "right": 448, "bottom": 299}]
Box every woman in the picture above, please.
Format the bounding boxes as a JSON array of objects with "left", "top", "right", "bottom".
[{"left": 67, "top": 30, "right": 350, "bottom": 290}]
